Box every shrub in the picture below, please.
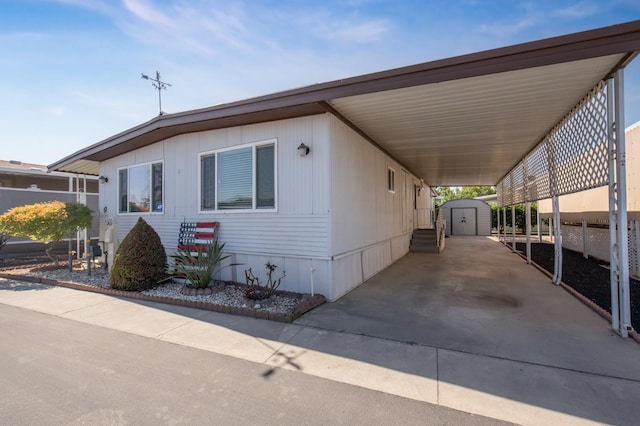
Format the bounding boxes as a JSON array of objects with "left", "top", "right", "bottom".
[
  {"left": 110, "top": 217, "right": 167, "bottom": 291},
  {"left": 0, "top": 201, "right": 93, "bottom": 264},
  {"left": 244, "top": 262, "right": 286, "bottom": 300},
  {"left": 170, "top": 237, "right": 233, "bottom": 289}
]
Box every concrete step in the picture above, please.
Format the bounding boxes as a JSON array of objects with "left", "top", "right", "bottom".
[
  {"left": 410, "top": 244, "right": 440, "bottom": 253},
  {"left": 410, "top": 229, "right": 440, "bottom": 253}
]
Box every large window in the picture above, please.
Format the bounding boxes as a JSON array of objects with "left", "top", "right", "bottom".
[
  {"left": 118, "top": 162, "right": 163, "bottom": 213},
  {"left": 200, "top": 141, "right": 276, "bottom": 211}
]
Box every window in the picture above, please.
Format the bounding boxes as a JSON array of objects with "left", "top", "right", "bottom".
[
  {"left": 200, "top": 141, "right": 276, "bottom": 211},
  {"left": 118, "top": 162, "right": 163, "bottom": 213},
  {"left": 388, "top": 167, "right": 395, "bottom": 193}
]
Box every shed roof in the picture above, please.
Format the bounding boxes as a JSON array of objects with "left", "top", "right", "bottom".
[{"left": 49, "top": 21, "right": 640, "bottom": 186}]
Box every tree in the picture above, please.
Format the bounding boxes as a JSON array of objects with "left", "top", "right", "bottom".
[
  {"left": 434, "top": 186, "right": 496, "bottom": 205},
  {"left": 0, "top": 201, "right": 93, "bottom": 263}
]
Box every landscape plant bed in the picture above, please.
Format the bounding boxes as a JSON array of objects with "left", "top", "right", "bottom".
[
  {"left": 0, "top": 261, "right": 326, "bottom": 323},
  {"left": 509, "top": 242, "right": 640, "bottom": 332}
]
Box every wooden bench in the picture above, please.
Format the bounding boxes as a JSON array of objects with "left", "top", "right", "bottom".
[{"left": 177, "top": 221, "right": 219, "bottom": 253}]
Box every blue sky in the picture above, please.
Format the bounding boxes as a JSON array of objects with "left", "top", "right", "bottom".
[{"left": 2, "top": 0, "right": 639, "bottom": 166}]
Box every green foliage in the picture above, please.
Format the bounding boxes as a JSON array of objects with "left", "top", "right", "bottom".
[
  {"left": 491, "top": 203, "right": 538, "bottom": 232},
  {"left": 110, "top": 217, "right": 167, "bottom": 291},
  {"left": 0, "top": 201, "right": 93, "bottom": 262},
  {"left": 170, "top": 238, "right": 233, "bottom": 289},
  {"left": 244, "top": 262, "right": 286, "bottom": 300},
  {"left": 0, "top": 201, "right": 93, "bottom": 244},
  {"left": 435, "top": 186, "right": 496, "bottom": 205}
]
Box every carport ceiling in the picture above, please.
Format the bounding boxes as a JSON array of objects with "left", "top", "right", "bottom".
[
  {"left": 49, "top": 21, "right": 640, "bottom": 187},
  {"left": 328, "top": 55, "right": 626, "bottom": 186}
]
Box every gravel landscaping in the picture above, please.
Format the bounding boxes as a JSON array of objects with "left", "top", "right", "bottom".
[
  {"left": 0, "top": 261, "right": 325, "bottom": 322},
  {"left": 510, "top": 241, "right": 640, "bottom": 332}
]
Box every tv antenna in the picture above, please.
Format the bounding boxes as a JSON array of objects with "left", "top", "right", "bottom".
[{"left": 141, "top": 71, "right": 172, "bottom": 115}]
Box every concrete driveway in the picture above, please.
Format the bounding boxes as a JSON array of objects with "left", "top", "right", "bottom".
[{"left": 296, "top": 236, "right": 640, "bottom": 422}]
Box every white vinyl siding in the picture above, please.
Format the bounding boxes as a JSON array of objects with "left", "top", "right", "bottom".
[
  {"left": 118, "top": 161, "right": 163, "bottom": 214},
  {"left": 199, "top": 140, "right": 276, "bottom": 212}
]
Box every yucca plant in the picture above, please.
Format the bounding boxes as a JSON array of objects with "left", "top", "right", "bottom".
[{"left": 170, "top": 237, "right": 233, "bottom": 289}]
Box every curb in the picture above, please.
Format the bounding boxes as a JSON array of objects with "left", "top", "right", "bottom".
[
  {"left": 503, "top": 243, "right": 640, "bottom": 345},
  {"left": 0, "top": 271, "right": 325, "bottom": 323}
]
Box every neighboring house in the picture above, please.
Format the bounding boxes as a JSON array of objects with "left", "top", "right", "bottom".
[
  {"left": 538, "top": 121, "right": 640, "bottom": 276},
  {"left": 440, "top": 199, "right": 492, "bottom": 236},
  {"left": 0, "top": 160, "right": 99, "bottom": 257}
]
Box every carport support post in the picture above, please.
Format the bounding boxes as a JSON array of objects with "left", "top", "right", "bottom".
[
  {"left": 607, "top": 71, "right": 631, "bottom": 337},
  {"left": 497, "top": 205, "right": 501, "bottom": 242},
  {"left": 526, "top": 202, "right": 532, "bottom": 264},
  {"left": 582, "top": 219, "right": 588, "bottom": 259},
  {"left": 552, "top": 195, "right": 562, "bottom": 285},
  {"left": 511, "top": 205, "right": 516, "bottom": 252},
  {"left": 503, "top": 207, "right": 507, "bottom": 245},
  {"left": 537, "top": 207, "right": 542, "bottom": 243}
]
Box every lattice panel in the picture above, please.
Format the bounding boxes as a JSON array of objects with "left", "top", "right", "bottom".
[
  {"left": 524, "top": 141, "right": 551, "bottom": 201},
  {"left": 511, "top": 162, "right": 525, "bottom": 204},
  {"left": 549, "top": 82, "right": 608, "bottom": 196},
  {"left": 496, "top": 181, "right": 503, "bottom": 207},
  {"left": 497, "top": 81, "right": 608, "bottom": 206}
]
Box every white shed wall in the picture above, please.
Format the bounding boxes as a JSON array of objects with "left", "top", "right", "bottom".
[{"left": 440, "top": 198, "right": 492, "bottom": 236}]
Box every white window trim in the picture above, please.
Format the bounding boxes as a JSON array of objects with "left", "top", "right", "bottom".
[
  {"left": 198, "top": 139, "right": 278, "bottom": 214},
  {"left": 117, "top": 160, "right": 164, "bottom": 215},
  {"left": 387, "top": 166, "right": 396, "bottom": 193}
]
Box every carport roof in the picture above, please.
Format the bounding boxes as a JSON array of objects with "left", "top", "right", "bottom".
[{"left": 49, "top": 20, "right": 640, "bottom": 186}]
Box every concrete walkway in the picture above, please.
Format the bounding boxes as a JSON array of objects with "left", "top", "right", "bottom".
[{"left": 1, "top": 236, "right": 639, "bottom": 425}]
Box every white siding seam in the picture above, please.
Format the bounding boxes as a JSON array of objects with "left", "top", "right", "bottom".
[{"left": 331, "top": 232, "right": 412, "bottom": 260}]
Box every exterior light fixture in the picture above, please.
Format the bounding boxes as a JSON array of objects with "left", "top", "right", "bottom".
[
  {"left": 297, "top": 143, "right": 310, "bottom": 157},
  {"left": 99, "top": 176, "right": 109, "bottom": 184}
]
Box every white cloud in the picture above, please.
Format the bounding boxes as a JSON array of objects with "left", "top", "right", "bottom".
[
  {"left": 552, "top": 2, "right": 601, "bottom": 19},
  {"left": 122, "top": 0, "right": 175, "bottom": 27},
  {"left": 47, "top": 106, "right": 66, "bottom": 116}
]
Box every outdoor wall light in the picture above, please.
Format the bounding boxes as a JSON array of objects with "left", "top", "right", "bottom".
[
  {"left": 297, "top": 143, "right": 310, "bottom": 157},
  {"left": 99, "top": 176, "right": 109, "bottom": 184}
]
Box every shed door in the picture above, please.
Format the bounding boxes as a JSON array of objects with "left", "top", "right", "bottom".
[{"left": 451, "top": 208, "right": 477, "bottom": 235}]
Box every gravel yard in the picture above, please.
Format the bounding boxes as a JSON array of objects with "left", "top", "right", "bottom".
[{"left": 0, "top": 261, "right": 324, "bottom": 320}]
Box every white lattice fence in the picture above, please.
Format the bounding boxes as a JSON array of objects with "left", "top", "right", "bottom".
[
  {"left": 630, "top": 220, "right": 640, "bottom": 278},
  {"left": 498, "top": 81, "right": 608, "bottom": 206}
]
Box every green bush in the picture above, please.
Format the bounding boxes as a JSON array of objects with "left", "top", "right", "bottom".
[
  {"left": 110, "top": 217, "right": 167, "bottom": 291},
  {"left": 0, "top": 201, "right": 93, "bottom": 263}
]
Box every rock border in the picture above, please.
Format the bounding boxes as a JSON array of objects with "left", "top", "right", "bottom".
[{"left": 0, "top": 271, "right": 326, "bottom": 323}]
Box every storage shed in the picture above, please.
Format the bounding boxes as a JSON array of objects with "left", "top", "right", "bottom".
[{"left": 440, "top": 198, "right": 492, "bottom": 236}]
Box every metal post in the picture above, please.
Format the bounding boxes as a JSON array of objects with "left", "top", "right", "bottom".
[
  {"left": 526, "top": 202, "right": 532, "bottom": 264},
  {"left": 496, "top": 205, "right": 500, "bottom": 240},
  {"left": 503, "top": 207, "right": 507, "bottom": 246},
  {"left": 511, "top": 205, "right": 516, "bottom": 252},
  {"left": 68, "top": 233, "right": 73, "bottom": 272},
  {"left": 614, "top": 70, "right": 631, "bottom": 337},
  {"left": 582, "top": 219, "right": 588, "bottom": 259},
  {"left": 607, "top": 78, "right": 621, "bottom": 333},
  {"left": 537, "top": 206, "right": 542, "bottom": 243},
  {"left": 552, "top": 195, "right": 562, "bottom": 285}
]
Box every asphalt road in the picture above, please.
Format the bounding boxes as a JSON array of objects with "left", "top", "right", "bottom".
[{"left": 0, "top": 304, "right": 509, "bottom": 425}]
